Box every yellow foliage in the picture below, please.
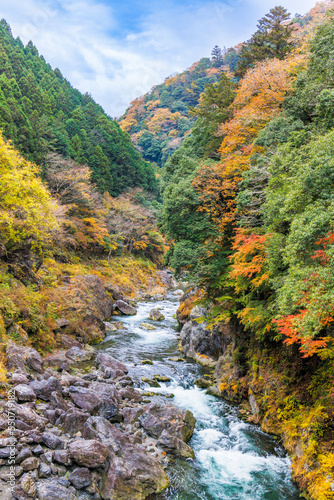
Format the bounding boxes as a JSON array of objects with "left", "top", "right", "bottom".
[{"left": 0, "top": 132, "right": 59, "bottom": 254}]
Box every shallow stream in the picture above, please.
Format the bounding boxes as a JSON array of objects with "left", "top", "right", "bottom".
[{"left": 98, "top": 292, "right": 301, "bottom": 500}]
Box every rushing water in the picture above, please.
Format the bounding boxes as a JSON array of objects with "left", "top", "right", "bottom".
[{"left": 98, "top": 292, "right": 301, "bottom": 500}]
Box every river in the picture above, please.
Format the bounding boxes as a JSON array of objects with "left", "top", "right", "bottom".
[{"left": 98, "top": 291, "right": 301, "bottom": 500}]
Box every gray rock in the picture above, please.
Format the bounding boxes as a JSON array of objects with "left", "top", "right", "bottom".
[
  {"left": 68, "top": 439, "right": 110, "bottom": 468},
  {"left": 42, "top": 432, "right": 64, "bottom": 450},
  {"left": 68, "top": 467, "right": 91, "bottom": 489},
  {"left": 104, "top": 322, "right": 118, "bottom": 333},
  {"left": 37, "top": 480, "right": 77, "bottom": 500},
  {"left": 157, "top": 430, "right": 195, "bottom": 459},
  {"left": 50, "top": 390, "right": 68, "bottom": 411},
  {"left": 60, "top": 334, "right": 83, "bottom": 349},
  {"left": 16, "top": 447, "right": 33, "bottom": 463},
  {"left": 115, "top": 299, "right": 137, "bottom": 316},
  {"left": 14, "top": 384, "right": 36, "bottom": 402},
  {"left": 140, "top": 322, "right": 156, "bottom": 330},
  {"left": 118, "top": 387, "right": 142, "bottom": 402},
  {"left": 32, "top": 444, "right": 43, "bottom": 455},
  {"left": 56, "top": 408, "right": 90, "bottom": 436},
  {"left": 100, "top": 446, "right": 169, "bottom": 500},
  {"left": 39, "top": 462, "right": 52, "bottom": 478},
  {"left": 11, "top": 372, "right": 30, "bottom": 385},
  {"left": 141, "top": 377, "right": 160, "bottom": 388},
  {"left": 54, "top": 450, "right": 71, "bottom": 466},
  {"left": 139, "top": 402, "right": 196, "bottom": 441},
  {"left": 6, "top": 340, "right": 43, "bottom": 373},
  {"left": 14, "top": 473, "right": 37, "bottom": 498},
  {"left": 30, "top": 377, "right": 62, "bottom": 401},
  {"left": 69, "top": 386, "right": 101, "bottom": 413},
  {"left": 21, "top": 456, "right": 40, "bottom": 471},
  {"left": 148, "top": 308, "right": 165, "bottom": 321},
  {"left": 65, "top": 347, "right": 95, "bottom": 362},
  {"left": 96, "top": 353, "right": 128, "bottom": 374},
  {"left": 55, "top": 318, "right": 71, "bottom": 329},
  {"left": 14, "top": 404, "right": 47, "bottom": 429}
]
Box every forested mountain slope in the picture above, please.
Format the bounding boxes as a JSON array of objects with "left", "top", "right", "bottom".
[
  {"left": 118, "top": 51, "right": 238, "bottom": 167},
  {"left": 0, "top": 19, "right": 157, "bottom": 196},
  {"left": 161, "top": 4, "right": 334, "bottom": 499}
]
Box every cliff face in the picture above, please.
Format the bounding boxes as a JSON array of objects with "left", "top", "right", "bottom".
[{"left": 177, "top": 291, "right": 334, "bottom": 500}]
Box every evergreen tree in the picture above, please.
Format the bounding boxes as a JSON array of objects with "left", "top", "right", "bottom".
[
  {"left": 211, "top": 45, "right": 224, "bottom": 68},
  {"left": 235, "top": 6, "right": 293, "bottom": 78}
]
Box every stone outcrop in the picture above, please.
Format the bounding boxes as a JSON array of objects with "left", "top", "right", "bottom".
[
  {"left": 3, "top": 338, "right": 196, "bottom": 500},
  {"left": 148, "top": 308, "right": 165, "bottom": 321}
]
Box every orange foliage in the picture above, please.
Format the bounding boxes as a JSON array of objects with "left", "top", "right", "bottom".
[
  {"left": 194, "top": 53, "right": 307, "bottom": 233},
  {"left": 274, "top": 233, "right": 334, "bottom": 357},
  {"left": 229, "top": 229, "right": 270, "bottom": 291}
]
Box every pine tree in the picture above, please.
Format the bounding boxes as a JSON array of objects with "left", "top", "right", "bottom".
[
  {"left": 211, "top": 45, "right": 224, "bottom": 68},
  {"left": 235, "top": 6, "right": 293, "bottom": 78}
]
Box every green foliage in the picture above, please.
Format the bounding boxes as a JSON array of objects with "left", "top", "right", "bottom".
[
  {"left": 0, "top": 20, "right": 157, "bottom": 196},
  {"left": 235, "top": 6, "right": 294, "bottom": 78},
  {"left": 190, "top": 73, "right": 235, "bottom": 157},
  {"left": 119, "top": 58, "right": 221, "bottom": 167}
]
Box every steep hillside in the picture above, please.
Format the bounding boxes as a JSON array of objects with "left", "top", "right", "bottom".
[
  {"left": 0, "top": 20, "right": 157, "bottom": 196},
  {"left": 161, "top": 4, "right": 334, "bottom": 499},
  {"left": 119, "top": 52, "right": 238, "bottom": 167}
]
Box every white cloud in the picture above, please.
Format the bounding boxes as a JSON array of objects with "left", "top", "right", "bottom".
[{"left": 0, "top": 0, "right": 319, "bottom": 117}]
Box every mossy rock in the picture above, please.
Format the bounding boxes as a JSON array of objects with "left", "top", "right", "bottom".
[
  {"left": 142, "top": 377, "right": 160, "bottom": 388},
  {"left": 194, "top": 378, "right": 213, "bottom": 389},
  {"left": 153, "top": 375, "right": 171, "bottom": 382}
]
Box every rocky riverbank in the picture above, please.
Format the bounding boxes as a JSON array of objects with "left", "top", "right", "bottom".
[
  {"left": 177, "top": 289, "right": 334, "bottom": 499},
  {"left": 0, "top": 271, "right": 198, "bottom": 500}
]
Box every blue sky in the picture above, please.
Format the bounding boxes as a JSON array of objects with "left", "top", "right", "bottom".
[{"left": 1, "top": 0, "right": 317, "bottom": 117}]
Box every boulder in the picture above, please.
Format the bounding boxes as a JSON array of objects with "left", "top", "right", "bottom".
[
  {"left": 16, "top": 448, "right": 32, "bottom": 463},
  {"left": 6, "top": 340, "right": 43, "bottom": 373},
  {"left": 55, "top": 318, "right": 71, "bottom": 329},
  {"left": 69, "top": 386, "right": 101, "bottom": 414},
  {"left": 100, "top": 446, "right": 169, "bottom": 500},
  {"left": 54, "top": 450, "right": 71, "bottom": 466},
  {"left": 140, "top": 323, "right": 156, "bottom": 330},
  {"left": 96, "top": 353, "right": 128, "bottom": 374},
  {"left": 14, "top": 384, "right": 36, "bottom": 402},
  {"left": 11, "top": 372, "right": 30, "bottom": 385},
  {"left": 68, "top": 467, "right": 91, "bottom": 489},
  {"left": 13, "top": 473, "right": 37, "bottom": 499},
  {"left": 37, "top": 480, "right": 77, "bottom": 500},
  {"left": 69, "top": 384, "right": 120, "bottom": 420},
  {"left": 115, "top": 300, "right": 137, "bottom": 316},
  {"left": 104, "top": 322, "right": 118, "bottom": 333},
  {"left": 20, "top": 456, "right": 40, "bottom": 471},
  {"left": 70, "top": 275, "right": 114, "bottom": 320},
  {"left": 68, "top": 439, "right": 110, "bottom": 468},
  {"left": 157, "top": 429, "right": 195, "bottom": 459},
  {"left": 153, "top": 375, "right": 171, "bottom": 382},
  {"left": 65, "top": 346, "right": 95, "bottom": 362},
  {"left": 50, "top": 390, "right": 68, "bottom": 411},
  {"left": 139, "top": 402, "right": 196, "bottom": 442},
  {"left": 104, "top": 283, "right": 123, "bottom": 300},
  {"left": 14, "top": 404, "right": 47, "bottom": 429},
  {"left": 141, "top": 377, "right": 160, "bottom": 388},
  {"left": 30, "top": 377, "right": 62, "bottom": 402},
  {"left": 56, "top": 408, "right": 90, "bottom": 436},
  {"left": 194, "top": 378, "right": 213, "bottom": 389},
  {"left": 42, "top": 432, "right": 64, "bottom": 450},
  {"left": 59, "top": 334, "right": 83, "bottom": 349},
  {"left": 148, "top": 309, "right": 165, "bottom": 321},
  {"left": 39, "top": 462, "right": 52, "bottom": 478}
]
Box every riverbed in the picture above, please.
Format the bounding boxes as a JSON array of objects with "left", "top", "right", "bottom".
[{"left": 98, "top": 292, "right": 301, "bottom": 500}]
